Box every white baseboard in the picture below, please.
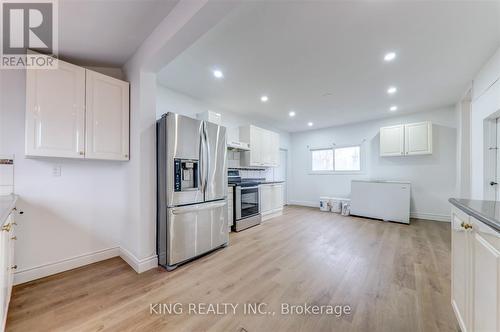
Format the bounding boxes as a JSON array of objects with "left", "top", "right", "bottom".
[
  {"left": 14, "top": 246, "right": 159, "bottom": 285},
  {"left": 288, "top": 200, "right": 318, "bottom": 208},
  {"left": 262, "top": 209, "right": 283, "bottom": 221},
  {"left": 410, "top": 212, "right": 450, "bottom": 222},
  {"left": 120, "top": 247, "right": 158, "bottom": 273},
  {"left": 289, "top": 200, "right": 450, "bottom": 222},
  {"left": 13, "top": 247, "right": 120, "bottom": 285}
]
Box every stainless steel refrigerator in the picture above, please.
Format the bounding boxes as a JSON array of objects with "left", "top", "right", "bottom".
[{"left": 157, "top": 112, "right": 228, "bottom": 270}]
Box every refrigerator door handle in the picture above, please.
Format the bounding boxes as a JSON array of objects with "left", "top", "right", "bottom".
[
  {"left": 202, "top": 122, "right": 210, "bottom": 194},
  {"left": 171, "top": 201, "right": 227, "bottom": 215},
  {"left": 199, "top": 126, "right": 206, "bottom": 194}
]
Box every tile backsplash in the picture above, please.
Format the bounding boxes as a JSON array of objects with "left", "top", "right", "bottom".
[
  {"left": 0, "top": 156, "right": 14, "bottom": 195},
  {"left": 228, "top": 151, "right": 275, "bottom": 181}
]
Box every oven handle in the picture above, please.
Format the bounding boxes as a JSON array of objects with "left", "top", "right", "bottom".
[
  {"left": 240, "top": 186, "right": 259, "bottom": 190},
  {"left": 236, "top": 187, "right": 242, "bottom": 220}
]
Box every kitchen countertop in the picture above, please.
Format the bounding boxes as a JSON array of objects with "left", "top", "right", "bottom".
[
  {"left": 0, "top": 194, "right": 17, "bottom": 226},
  {"left": 449, "top": 198, "right": 500, "bottom": 232},
  {"left": 227, "top": 181, "right": 284, "bottom": 187}
]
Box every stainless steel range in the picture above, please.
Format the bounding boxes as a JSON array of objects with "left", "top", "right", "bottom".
[{"left": 228, "top": 170, "right": 261, "bottom": 231}]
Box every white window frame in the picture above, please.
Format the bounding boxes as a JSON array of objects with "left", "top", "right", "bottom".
[{"left": 309, "top": 144, "right": 364, "bottom": 175}]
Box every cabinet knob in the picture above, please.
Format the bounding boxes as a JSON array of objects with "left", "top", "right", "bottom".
[
  {"left": 461, "top": 222, "right": 472, "bottom": 230},
  {"left": 124, "top": 154, "right": 128, "bottom": 158},
  {"left": 10, "top": 236, "right": 17, "bottom": 240},
  {"left": 79, "top": 151, "right": 84, "bottom": 156},
  {"left": 2, "top": 224, "right": 11, "bottom": 232},
  {"left": 11, "top": 265, "right": 17, "bottom": 270}
]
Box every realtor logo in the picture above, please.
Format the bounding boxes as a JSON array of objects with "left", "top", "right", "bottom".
[{"left": 1, "top": 0, "right": 58, "bottom": 69}]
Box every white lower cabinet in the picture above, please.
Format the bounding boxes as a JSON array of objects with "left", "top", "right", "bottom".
[
  {"left": 260, "top": 183, "right": 284, "bottom": 221},
  {"left": 451, "top": 207, "right": 473, "bottom": 331},
  {"left": 451, "top": 205, "right": 500, "bottom": 332},
  {"left": 1, "top": 210, "right": 16, "bottom": 331},
  {"left": 472, "top": 221, "right": 500, "bottom": 332}
]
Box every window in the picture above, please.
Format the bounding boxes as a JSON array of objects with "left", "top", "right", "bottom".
[
  {"left": 311, "top": 145, "right": 362, "bottom": 173},
  {"left": 334, "top": 146, "right": 360, "bottom": 171},
  {"left": 311, "top": 149, "right": 334, "bottom": 171}
]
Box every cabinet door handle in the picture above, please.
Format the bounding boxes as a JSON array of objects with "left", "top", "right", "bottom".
[
  {"left": 10, "top": 236, "right": 17, "bottom": 240},
  {"left": 2, "top": 224, "right": 11, "bottom": 232},
  {"left": 11, "top": 265, "right": 17, "bottom": 270},
  {"left": 490, "top": 181, "right": 498, "bottom": 186}
]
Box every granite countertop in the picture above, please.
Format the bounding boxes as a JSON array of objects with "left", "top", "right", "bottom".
[
  {"left": 0, "top": 194, "right": 17, "bottom": 226},
  {"left": 449, "top": 198, "right": 500, "bottom": 232}
]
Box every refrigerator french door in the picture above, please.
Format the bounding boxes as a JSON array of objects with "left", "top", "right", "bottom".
[{"left": 157, "top": 113, "right": 228, "bottom": 270}]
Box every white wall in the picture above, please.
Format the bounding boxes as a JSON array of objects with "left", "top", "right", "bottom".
[
  {"left": 470, "top": 46, "right": 500, "bottom": 200},
  {"left": 156, "top": 85, "right": 291, "bottom": 149},
  {"left": 0, "top": 69, "right": 127, "bottom": 284},
  {"left": 289, "top": 108, "right": 457, "bottom": 221},
  {"left": 455, "top": 90, "right": 472, "bottom": 199}
]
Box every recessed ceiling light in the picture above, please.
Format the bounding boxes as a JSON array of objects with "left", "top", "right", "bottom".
[
  {"left": 384, "top": 52, "right": 397, "bottom": 62},
  {"left": 260, "top": 95, "right": 269, "bottom": 102},
  {"left": 213, "top": 69, "right": 224, "bottom": 79},
  {"left": 308, "top": 122, "right": 313, "bottom": 127},
  {"left": 289, "top": 111, "right": 296, "bottom": 117},
  {"left": 390, "top": 106, "right": 398, "bottom": 112},
  {"left": 387, "top": 86, "right": 397, "bottom": 94}
]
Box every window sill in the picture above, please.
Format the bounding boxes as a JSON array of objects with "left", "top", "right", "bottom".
[{"left": 309, "top": 171, "right": 364, "bottom": 175}]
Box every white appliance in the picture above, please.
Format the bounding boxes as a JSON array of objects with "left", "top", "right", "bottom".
[{"left": 350, "top": 180, "right": 411, "bottom": 224}]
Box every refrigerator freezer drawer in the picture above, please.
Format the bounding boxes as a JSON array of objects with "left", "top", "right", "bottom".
[{"left": 167, "top": 200, "right": 228, "bottom": 266}]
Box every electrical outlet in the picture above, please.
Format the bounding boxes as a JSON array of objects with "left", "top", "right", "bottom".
[{"left": 52, "top": 165, "right": 61, "bottom": 177}]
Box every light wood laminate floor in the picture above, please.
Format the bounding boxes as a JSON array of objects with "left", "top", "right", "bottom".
[{"left": 6, "top": 206, "right": 458, "bottom": 331}]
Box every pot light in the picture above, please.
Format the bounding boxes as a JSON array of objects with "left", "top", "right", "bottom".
[
  {"left": 213, "top": 69, "right": 224, "bottom": 79},
  {"left": 390, "top": 106, "right": 398, "bottom": 112},
  {"left": 308, "top": 122, "right": 313, "bottom": 127},
  {"left": 289, "top": 111, "right": 296, "bottom": 117},
  {"left": 384, "top": 52, "right": 397, "bottom": 62},
  {"left": 260, "top": 95, "right": 269, "bottom": 102},
  {"left": 387, "top": 86, "right": 397, "bottom": 95}
]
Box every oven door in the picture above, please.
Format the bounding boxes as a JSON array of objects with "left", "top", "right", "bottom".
[{"left": 236, "top": 186, "right": 260, "bottom": 220}]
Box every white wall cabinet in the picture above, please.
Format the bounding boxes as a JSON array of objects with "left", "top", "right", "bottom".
[
  {"left": 85, "top": 70, "right": 130, "bottom": 160},
  {"left": 25, "top": 60, "right": 86, "bottom": 158},
  {"left": 1, "top": 209, "right": 17, "bottom": 331},
  {"left": 380, "top": 121, "right": 432, "bottom": 157},
  {"left": 451, "top": 205, "right": 500, "bottom": 332},
  {"left": 380, "top": 125, "right": 404, "bottom": 156},
  {"left": 260, "top": 183, "right": 284, "bottom": 220},
  {"left": 25, "top": 58, "right": 130, "bottom": 161},
  {"left": 240, "top": 125, "right": 280, "bottom": 167}
]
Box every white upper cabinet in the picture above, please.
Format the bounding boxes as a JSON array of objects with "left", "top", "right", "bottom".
[
  {"left": 85, "top": 70, "right": 130, "bottom": 160},
  {"left": 240, "top": 125, "right": 280, "bottom": 167},
  {"left": 404, "top": 121, "right": 432, "bottom": 155},
  {"left": 25, "top": 59, "right": 85, "bottom": 158},
  {"left": 25, "top": 59, "right": 130, "bottom": 161},
  {"left": 380, "top": 121, "right": 432, "bottom": 157},
  {"left": 380, "top": 124, "right": 404, "bottom": 156}
]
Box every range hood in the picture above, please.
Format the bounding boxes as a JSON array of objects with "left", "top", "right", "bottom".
[{"left": 227, "top": 140, "right": 250, "bottom": 151}]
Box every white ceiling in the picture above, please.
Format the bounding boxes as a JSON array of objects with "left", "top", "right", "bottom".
[
  {"left": 58, "top": 0, "right": 179, "bottom": 67},
  {"left": 157, "top": 1, "right": 500, "bottom": 132}
]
